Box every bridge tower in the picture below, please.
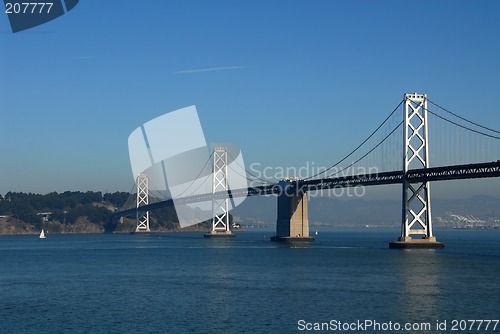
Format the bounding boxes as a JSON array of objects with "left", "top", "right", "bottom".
[
  {"left": 390, "top": 93, "right": 443, "bottom": 248},
  {"left": 204, "top": 147, "right": 235, "bottom": 238},
  {"left": 135, "top": 173, "right": 150, "bottom": 232},
  {"left": 270, "top": 179, "right": 315, "bottom": 243}
]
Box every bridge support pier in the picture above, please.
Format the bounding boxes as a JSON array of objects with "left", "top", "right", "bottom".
[
  {"left": 271, "top": 180, "right": 315, "bottom": 243},
  {"left": 390, "top": 93, "right": 443, "bottom": 249}
]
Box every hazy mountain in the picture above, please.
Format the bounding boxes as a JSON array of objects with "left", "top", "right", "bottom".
[{"left": 231, "top": 194, "right": 500, "bottom": 228}]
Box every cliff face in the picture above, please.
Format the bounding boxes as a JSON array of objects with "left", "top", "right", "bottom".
[
  {"left": 0, "top": 217, "right": 104, "bottom": 235},
  {"left": 0, "top": 216, "right": 210, "bottom": 235},
  {"left": 51, "top": 217, "right": 104, "bottom": 234},
  {"left": 0, "top": 217, "right": 37, "bottom": 235},
  {"left": 112, "top": 217, "right": 211, "bottom": 233},
  {"left": 0, "top": 191, "right": 129, "bottom": 235}
]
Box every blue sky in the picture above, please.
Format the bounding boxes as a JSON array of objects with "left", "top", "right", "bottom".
[{"left": 1, "top": 0, "right": 499, "bottom": 198}]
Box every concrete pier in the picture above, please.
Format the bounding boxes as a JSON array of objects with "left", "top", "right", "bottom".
[
  {"left": 204, "top": 230, "right": 236, "bottom": 239},
  {"left": 130, "top": 230, "right": 153, "bottom": 235},
  {"left": 389, "top": 236, "right": 444, "bottom": 249},
  {"left": 271, "top": 180, "right": 315, "bottom": 243}
]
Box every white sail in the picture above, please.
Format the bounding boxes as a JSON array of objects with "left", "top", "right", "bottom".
[{"left": 39, "top": 229, "right": 46, "bottom": 239}]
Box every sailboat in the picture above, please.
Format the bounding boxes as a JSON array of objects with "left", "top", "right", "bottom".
[{"left": 39, "top": 229, "right": 46, "bottom": 239}]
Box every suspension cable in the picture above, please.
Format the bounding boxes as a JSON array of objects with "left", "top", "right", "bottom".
[
  {"left": 429, "top": 99, "right": 500, "bottom": 135},
  {"left": 426, "top": 108, "right": 500, "bottom": 140},
  {"left": 171, "top": 151, "right": 214, "bottom": 199},
  {"left": 116, "top": 183, "right": 139, "bottom": 211},
  {"left": 184, "top": 170, "right": 213, "bottom": 197},
  {"left": 226, "top": 161, "right": 272, "bottom": 187},
  {"left": 324, "top": 121, "right": 403, "bottom": 179},
  {"left": 226, "top": 151, "right": 276, "bottom": 185},
  {"left": 304, "top": 99, "right": 404, "bottom": 180}
]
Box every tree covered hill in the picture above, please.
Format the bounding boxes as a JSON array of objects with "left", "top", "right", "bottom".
[{"left": 0, "top": 191, "right": 185, "bottom": 234}]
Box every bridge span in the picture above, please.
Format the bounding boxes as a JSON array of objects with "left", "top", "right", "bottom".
[
  {"left": 114, "top": 161, "right": 500, "bottom": 214},
  {"left": 113, "top": 93, "right": 500, "bottom": 248}
]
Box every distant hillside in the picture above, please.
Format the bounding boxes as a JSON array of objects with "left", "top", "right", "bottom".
[{"left": 0, "top": 191, "right": 188, "bottom": 235}]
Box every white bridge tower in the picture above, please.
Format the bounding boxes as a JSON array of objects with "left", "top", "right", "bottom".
[
  {"left": 135, "top": 173, "right": 150, "bottom": 232},
  {"left": 390, "top": 93, "right": 443, "bottom": 248},
  {"left": 205, "top": 147, "right": 235, "bottom": 238}
]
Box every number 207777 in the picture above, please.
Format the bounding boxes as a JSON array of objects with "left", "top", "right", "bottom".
[{"left": 5, "top": 2, "right": 53, "bottom": 14}]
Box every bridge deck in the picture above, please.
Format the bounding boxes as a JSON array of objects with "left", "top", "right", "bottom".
[{"left": 113, "top": 161, "right": 500, "bottom": 218}]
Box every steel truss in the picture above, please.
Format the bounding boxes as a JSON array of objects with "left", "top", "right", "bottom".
[
  {"left": 136, "top": 174, "right": 150, "bottom": 231},
  {"left": 212, "top": 148, "right": 230, "bottom": 232},
  {"left": 401, "top": 93, "right": 432, "bottom": 239}
]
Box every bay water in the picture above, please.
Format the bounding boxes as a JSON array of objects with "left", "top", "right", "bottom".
[{"left": 0, "top": 229, "right": 499, "bottom": 333}]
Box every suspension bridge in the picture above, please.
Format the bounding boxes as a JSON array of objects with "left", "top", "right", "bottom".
[{"left": 111, "top": 93, "right": 500, "bottom": 248}]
